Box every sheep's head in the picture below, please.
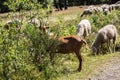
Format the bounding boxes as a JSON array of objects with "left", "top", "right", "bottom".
[
  {"left": 92, "top": 46, "right": 97, "bottom": 53},
  {"left": 77, "top": 25, "right": 84, "bottom": 36},
  {"left": 92, "top": 43, "right": 102, "bottom": 55}
]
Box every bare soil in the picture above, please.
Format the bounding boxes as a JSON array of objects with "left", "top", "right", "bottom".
[{"left": 89, "top": 54, "right": 120, "bottom": 80}]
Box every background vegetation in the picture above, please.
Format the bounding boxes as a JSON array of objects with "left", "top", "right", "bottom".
[{"left": 0, "top": 0, "right": 118, "bottom": 13}]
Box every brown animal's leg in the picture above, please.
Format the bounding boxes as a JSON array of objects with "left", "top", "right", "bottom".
[{"left": 75, "top": 51, "right": 82, "bottom": 71}]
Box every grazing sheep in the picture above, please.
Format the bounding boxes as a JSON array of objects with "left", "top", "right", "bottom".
[
  {"left": 48, "top": 35, "right": 87, "bottom": 71},
  {"left": 109, "top": 4, "right": 120, "bottom": 11},
  {"left": 80, "top": 4, "right": 120, "bottom": 16},
  {"left": 77, "top": 19, "right": 91, "bottom": 38},
  {"left": 28, "top": 18, "right": 40, "bottom": 28},
  {"left": 103, "top": 8, "right": 110, "bottom": 15},
  {"left": 80, "top": 9, "right": 93, "bottom": 17},
  {"left": 88, "top": 5, "right": 95, "bottom": 9},
  {"left": 92, "top": 24, "right": 117, "bottom": 54},
  {"left": 101, "top": 4, "right": 109, "bottom": 10},
  {"left": 80, "top": 5, "right": 105, "bottom": 17},
  {"left": 80, "top": 5, "right": 100, "bottom": 16},
  {"left": 100, "top": 4, "right": 111, "bottom": 15},
  {"left": 28, "top": 18, "right": 49, "bottom": 32},
  {"left": 91, "top": 7, "right": 101, "bottom": 14},
  {"left": 4, "top": 19, "right": 21, "bottom": 30},
  {"left": 97, "top": 7, "right": 103, "bottom": 12}
]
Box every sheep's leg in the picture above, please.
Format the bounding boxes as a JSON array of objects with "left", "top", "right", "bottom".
[
  {"left": 88, "top": 28, "right": 91, "bottom": 35},
  {"left": 100, "top": 44, "right": 103, "bottom": 54},
  {"left": 86, "top": 29, "right": 89, "bottom": 36},
  {"left": 107, "top": 39, "right": 112, "bottom": 53},
  {"left": 75, "top": 51, "right": 82, "bottom": 71},
  {"left": 113, "top": 37, "right": 116, "bottom": 53},
  {"left": 97, "top": 48, "right": 100, "bottom": 55}
]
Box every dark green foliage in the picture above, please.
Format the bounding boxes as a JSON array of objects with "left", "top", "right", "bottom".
[
  {"left": 64, "top": 0, "right": 114, "bottom": 6},
  {"left": 0, "top": 0, "right": 9, "bottom": 13},
  {"left": 0, "top": 0, "right": 44, "bottom": 13},
  {"left": 0, "top": 20, "right": 38, "bottom": 79}
]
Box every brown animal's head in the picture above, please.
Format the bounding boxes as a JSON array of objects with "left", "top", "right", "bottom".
[{"left": 43, "top": 25, "right": 49, "bottom": 33}]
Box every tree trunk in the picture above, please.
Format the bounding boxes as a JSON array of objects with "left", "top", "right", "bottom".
[
  {"left": 54, "top": 0, "right": 59, "bottom": 10},
  {"left": 64, "top": 0, "right": 68, "bottom": 10},
  {"left": 59, "top": 0, "right": 63, "bottom": 10}
]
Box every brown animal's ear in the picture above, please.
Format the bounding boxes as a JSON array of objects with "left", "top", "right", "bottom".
[
  {"left": 46, "top": 26, "right": 49, "bottom": 29},
  {"left": 43, "top": 26, "right": 49, "bottom": 29}
]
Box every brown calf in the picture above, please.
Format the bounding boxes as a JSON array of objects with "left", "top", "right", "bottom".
[{"left": 49, "top": 35, "right": 87, "bottom": 71}]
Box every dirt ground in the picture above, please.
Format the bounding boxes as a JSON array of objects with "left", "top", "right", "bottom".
[{"left": 89, "top": 54, "right": 120, "bottom": 80}]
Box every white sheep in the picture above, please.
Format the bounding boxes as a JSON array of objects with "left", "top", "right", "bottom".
[
  {"left": 101, "top": 4, "right": 109, "bottom": 10},
  {"left": 103, "top": 8, "right": 110, "bottom": 15},
  {"left": 4, "top": 19, "right": 21, "bottom": 29},
  {"left": 88, "top": 5, "right": 95, "bottom": 9},
  {"left": 81, "top": 5, "right": 104, "bottom": 17},
  {"left": 92, "top": 24, "right": 117, "bottom": 54},
  {"left": 100, "top": 4, "right": 111, "bottom": 15},
  {"left": 97, "top": 7, "right": 103, "bottom": 12},
  {"left": 109, "top": 4, "right": 119, "bottom": 11},
  {"left": 80, "top": 9, "right": 93, "bottom": 17},
  {"left": 28, "top": 18, "right": 40, "bottom": 28},
  {"left": 77, "top": 19, "right": 91, "bottom": 38}
]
